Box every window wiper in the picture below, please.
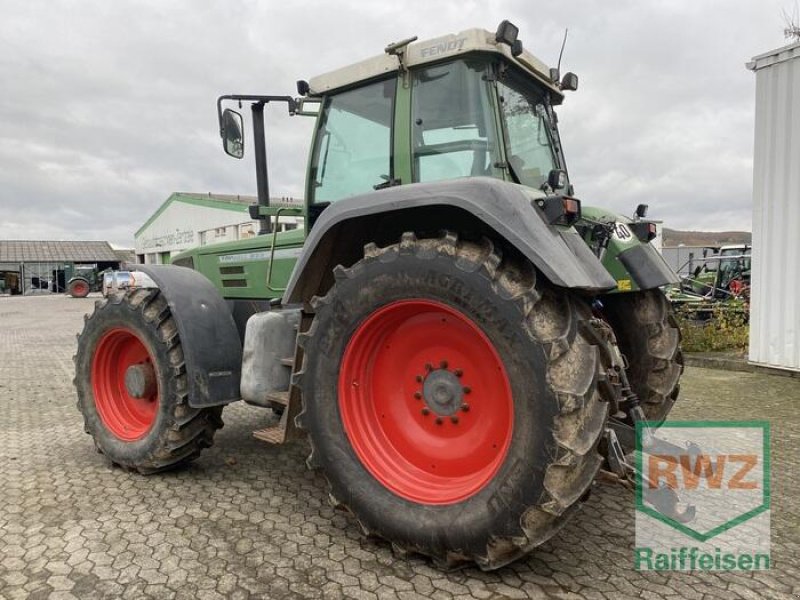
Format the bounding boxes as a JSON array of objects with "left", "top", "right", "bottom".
[{"left": 374, "top": 175, "right": 401, "bottom": 190}]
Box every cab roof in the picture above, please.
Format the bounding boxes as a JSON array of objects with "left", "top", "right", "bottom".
[{"left": 307, "top": 26, "right": 564, "bottom": 100}]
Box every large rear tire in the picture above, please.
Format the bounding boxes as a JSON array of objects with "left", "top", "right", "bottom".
[
  {"left": 297, "top": 232, "right": 609, "bottom": 570},
  {"left": 74, "top": 289, "right": 223, "bottom": 473},
  {"left": 601, "top": 288, "right": 683, "bottom": 424}
]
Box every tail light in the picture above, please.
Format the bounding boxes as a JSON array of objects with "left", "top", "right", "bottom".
[
  {"left": 630, "top": 222, "right": 657, "bottom": 243},
  {"left": 534, "top": 195, "right": 582, "bottom": 226}
]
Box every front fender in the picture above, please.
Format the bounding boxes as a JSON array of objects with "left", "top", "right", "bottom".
[
  {"left": 284, "top": 178, "right": 616, "bottom": 304},
  {"left": 580, "top": 207, "right": 679, "bottom": 292},
  {"left": 123, "top": 264, "right": 242, "bottom": 408}
]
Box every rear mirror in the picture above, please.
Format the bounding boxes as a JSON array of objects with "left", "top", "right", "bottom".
[
  {"left": 221, "top": 108, "right": 244, "bottom": 159},
  {"left": 547, "top": 168, "right": 568, "bottom": 191},
  {"left": 561, "top": 72, "right": 579, "bottom": 91},
  {"left": 635, "top": 203, "right": 649, "bottom": 219}
]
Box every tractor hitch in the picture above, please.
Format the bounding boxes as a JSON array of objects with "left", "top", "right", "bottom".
[{"left": 603, "top": 427, "right": 697, "bottom": 524}]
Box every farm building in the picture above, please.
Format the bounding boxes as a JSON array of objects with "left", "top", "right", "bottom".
[
  {"left": 747, "top": 41, "right": 800, "bottom": 372},
  {"left": 134, "top": 192, "right": 303, "bottom": 264},
  {"left": 0, "top": 240, "right": 125, "bottom": 295}
]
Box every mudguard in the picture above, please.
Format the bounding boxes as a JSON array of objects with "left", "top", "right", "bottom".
[
  {"left": 579, "top": 206, "right": 680, "bottom": 292},
  {"left": 616, "top": 243, "right": 679, "bottom": 289},
  {"left": 123, "top": 263, "right": 242, "bottom": 408},
  {"left": 283, "top": 177, "right": 616, "bottom": 303}
]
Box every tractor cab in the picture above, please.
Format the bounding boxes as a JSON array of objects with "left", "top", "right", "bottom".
[
  {"left": 306, "top": 51, "right": 574, "bottom": 206},
  {"left": 217, "top": 23, "right": 579, "bottom": 232}
]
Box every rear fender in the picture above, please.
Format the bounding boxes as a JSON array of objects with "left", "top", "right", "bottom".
[{"left": 283, "top": 177, "right": 617, "bottom": 304}]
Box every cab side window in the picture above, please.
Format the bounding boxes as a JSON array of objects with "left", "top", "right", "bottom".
[
  {"left": 311, "top": 78, "right": 396, "bottom": 202},
  {"left": 411, "top": 60, "right": 498, "bottom": 183}
]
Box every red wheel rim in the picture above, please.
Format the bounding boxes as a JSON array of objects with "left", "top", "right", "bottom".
[
  {"left": 73, "top": 281, "right": 88, "bottom": 296},
  {"left": 339, "top": 299, "right": 514, "bottom": 505},
  {"left": 92, "top": 328, "right": 159, "bottom": 441}
]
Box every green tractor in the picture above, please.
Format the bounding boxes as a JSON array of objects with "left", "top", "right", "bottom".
[
  {"left": 667, "top": 244, "right": 752, "bottom": 319},
  {"left": 65, "top": 264, "right": 104, "bottom": 298},
  {"left": 74, "top": 21, "right": 683, "bottom": 570}
]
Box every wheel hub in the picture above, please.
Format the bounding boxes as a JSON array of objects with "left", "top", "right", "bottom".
[
  {"left": 422, "top": 368, "right": 463, "bottom": 416},
  {"left": 124, "top": 363, "right": 156, "bottom": 399}
]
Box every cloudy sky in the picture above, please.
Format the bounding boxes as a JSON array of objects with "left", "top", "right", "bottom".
[{"left": 0, "top": 0, "right": 792, "bottom": 246}]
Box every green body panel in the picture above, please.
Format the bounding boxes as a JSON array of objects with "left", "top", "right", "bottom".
[
  {"left": 393, "top": 76, "right": 412, "bottom": 184},
  {"left": 173, "top": 228, "right": 305, "bottom": 300},
  {"left": 302, "top": 106, "right": 324, "bottom": 232},
  {"left": 578, "top": 206, "right": 648, "bottom": 293}
]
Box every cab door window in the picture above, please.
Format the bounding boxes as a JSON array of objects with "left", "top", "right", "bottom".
[
  {"left": 410, "top": 60, "right": 499, "bottom": 183},
  {"left": 496, "top": 74, "right": 558, "bottom": 189},
  {"left": 310, "top": 78, "right": 396, "bottom": 202}
]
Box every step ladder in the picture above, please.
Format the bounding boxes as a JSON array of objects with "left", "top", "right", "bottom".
[{"left": 252, "top": 314, "right": 309, "bottom": 445}]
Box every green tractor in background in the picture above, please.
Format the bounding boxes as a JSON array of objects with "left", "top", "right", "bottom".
[
  {"left": 667, "top": 244, "right": 751, "bottom": 319},
  {"left": 65, "top": 264, "right": 105, "bottom": 298},
  {"left": 74, "top": 22, "right": 683, "bottom": 570}
]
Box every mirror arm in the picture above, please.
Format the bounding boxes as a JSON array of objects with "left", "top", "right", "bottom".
[
  {"left": 217, "top": 95, "right": 297, "bottom": 235},
  {"left": 251, "top": 103, "right": 271, "bottom": 235},
  {"left": 217, "top": 94, "right": 297, "bottom": 125}
]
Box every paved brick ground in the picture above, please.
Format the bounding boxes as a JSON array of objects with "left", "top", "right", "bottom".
[{"left": 1, "top": 294, "right": 798, "bottom": 599}]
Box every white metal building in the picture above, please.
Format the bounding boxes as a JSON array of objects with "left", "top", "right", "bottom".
[
  {"left": 746, "top": 42, "right": 800, "bottom": 372},
  {"left": 135, "top": 193, "right": 302, "bottom": 264}
]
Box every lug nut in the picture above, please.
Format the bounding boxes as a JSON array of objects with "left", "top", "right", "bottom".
[
  {"left": 421, "top": 407, "right": 430, "bottom": 416},
  {"left": 463, "top": 386, "right": 472, "bottom": 394},
  {"left": 414, "top": 391, "right": 422, "bottom": 400},
  {"left": 425, "top": 363, "right": 433, "bottom": 372},
  {"left": 435, "top": 417, "right": 443, "bottom": 425},
  {"left": 440, "top": 360, "right": 448, "bottom": 369},
  {"left": 416, "top": 375, "right": 423, "bottom": 383},
  {"left": 454, "top": 368, "right": 463, "bottom": 377},
  {"left": 450, "top": 415, "right": 459, "bottom": 424},
  {"left": 461, "top": 403, "right": 470, "bottom": 412}
]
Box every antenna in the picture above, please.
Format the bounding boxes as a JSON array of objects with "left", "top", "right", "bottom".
[
  {"left": 556, "top": 28, "right": 569, "bottom": 75},
  {"left": 783, "top": 3, "right": 800, "bottom": 41}
]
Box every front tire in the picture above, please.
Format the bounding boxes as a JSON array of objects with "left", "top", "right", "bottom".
[
  {"left": 298, "top": 232, "right": 609, "bottom": 569},
  {"left": 74, "top": 289, "right": 223, "bottom": 473},
  {"left": 601, "top": 288, "right": 683, "bottom": 424}
]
